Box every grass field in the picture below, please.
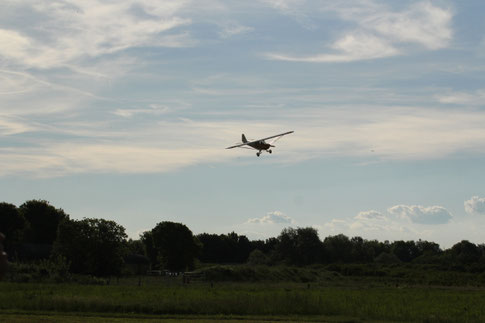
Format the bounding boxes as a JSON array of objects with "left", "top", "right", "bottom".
[
  {"left": 2, "top": 277, "right": 485, "bottom": 322},
  {"left": 0, "top": 312, "right": 350, "bottom": 323}
]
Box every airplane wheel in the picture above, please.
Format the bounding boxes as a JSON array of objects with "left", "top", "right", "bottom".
[
  {"left": 269, "top": 150, "right": 272, "bottom": 154},
  {"left": 256, "top": 152, "right": 260, "bottom": 157}
]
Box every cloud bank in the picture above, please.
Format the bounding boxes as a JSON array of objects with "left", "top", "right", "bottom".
[
  {"left": 321, "top": 203, "right": 453, "bottom": 242},
  {"left": 247, "top": 211, "right": 295, "bottom": 224},
  {"left": 388, "top": 205, "right": 453, "bottom": 225}
]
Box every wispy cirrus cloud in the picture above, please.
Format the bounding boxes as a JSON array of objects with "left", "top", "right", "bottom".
[
  {"left": 113, "top": 104, "right": 178, "bottom": 118},
  {"left": 3, "top": 104, "right": 485, "bottom": 177},
  {"left": 260, "top": 0, "right": 318, "bottom": 30},
  {"left": 437, "top": 89, "right": 485, "bottom": 105},
  {"left": 0, "top": 144, "right": 226, "bottom": 177},
  {"left": 265, "top": 1, "right": 452, "bottom": 62},
  {"left": 0, "top": 2, "right": 480, "bottom": 179},
  {"left": 0, "top": 116, "right": 35, "bottom": 135},
  {"left": 0, "top": 0, "right": 193, "bottom": 69},
  {"left": 217, "top": 21, "right": 254, "bottom": 39},
  {"left": 267, "top": 32, "right": 398, "bottom": 62},
  {"left": 350, "top": 2, "right": 452, "bottom": 50}
]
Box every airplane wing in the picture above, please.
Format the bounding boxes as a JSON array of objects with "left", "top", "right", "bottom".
[
  {"left": 257, "top": 131, "right": 294, "bottom": 143},
  {"left": 226, "top": 142, "right": 250, "bottom": 149},
  {"left": 225, "top": 131, "right": 294, "bottom": 149}
]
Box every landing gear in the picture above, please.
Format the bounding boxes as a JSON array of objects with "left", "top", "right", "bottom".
[
  {"left": 268, "top": 149, "right": 272, "bottom": 154},
  {"left": 256, "top": 152, "right": 261, "bottom": 157}
]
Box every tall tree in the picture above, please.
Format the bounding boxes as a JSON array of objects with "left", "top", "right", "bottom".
[
  {"left": 197, "top": 232, "right": 254, "bottom": 264},
  {"left": 0, "top": 233, "right": 7, "bottom": 280},
  {"left": 20, "top": 200, "right": 68, "bottom": 245},
  {"left": 450, "top": 240, "right": 481, "bottom": 265},
  {"left": 148, "top": 221, "right": 200, "bottom": 271},
  {"left": 323, "top": 234, "right": 353, "bottom": 263},
  {"left": 0, "top": 202, "right": 26, "bottom": 253},
  {"left": 197, "top": 233, "right": 225, "bottom": 263},
  {"left": 140, "top": 230, "right": 158, "bottom": 266},
  {"left": 276, "top": 227, "right": 323, "bottom": 265},
  {"left": 53, "top": 218, "right": 127, "bottom": 276},
  {"left": 391, "top": 240, "right": 419, "bottom": 262}
]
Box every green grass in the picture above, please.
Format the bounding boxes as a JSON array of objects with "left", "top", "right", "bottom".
[
  {"left": 2, "top": 279, "right": 485, "bottom": 322},
  {"left": 0, "top": 311, "right": 358, "bottom": 323}
]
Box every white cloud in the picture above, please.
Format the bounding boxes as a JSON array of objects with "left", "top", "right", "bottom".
[
  {"left": 261, "top": 0, "right": 317, "bottom": 30},
  {"left": 247, "top": 211, "right": 294, "bottom": 224},
  {"left": 464, "top": 196, "right": 485, "bottom": 216},
  {"left": 0, "top": 144, "right": 227, "bottom": 177},
  {"left": 0, "top": 29, "right": 31, "bottom": 61},
  {"left": 355, "top": 210, "right": 386, "bottom": 221},
  {"left": 0, "top": 68, "right": 105, "bottom": 116},
  {"left": 321, "top": 219, "right": 351, "bottom": 233},
  {"left": 265, "top": 1, "right": 452, "bottom": 62},
  {"left": 267, "top": 32, "right": 398, "bottom": 62},
  {"left": 316, "top": 202, "right": 485, "bottom": 248},
  {"left": 0, "top": 116, "right": 35, "bottom": 135},
  {"left": 113, "top": 104, "right": 173, "bottom": 118},
  {"left": 317, "top": 204, "right": 456, "bottom": 245},
  {"left": 2, "top": 104, "right": 485, "bottom": 177},
  {"left": 437, "top": 90, "right": 485, "bottom": 105},
  {"left": 318, "top": 217, "right": 417, "bottom": 241},
  {"left": 218, "top": 21, "right": 254, "bottom": 38},
  {"left": 0, "top": 0, "right": 193, "bottom": 68},
  {"left": 362, "top": 2, "right": 452, "bottom": 50},
  {"left": 282, "top": 106, "right": 485, "bottom": 162},
  {"left": 388, "top": 205, "right": 453, "bottom": 225}
]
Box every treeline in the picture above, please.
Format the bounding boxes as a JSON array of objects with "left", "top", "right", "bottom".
[{"left": 2, "top": 200, "right": 485, "bottom": 278}]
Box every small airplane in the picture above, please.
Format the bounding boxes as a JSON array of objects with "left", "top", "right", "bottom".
[{"left": 226, "top": 131, "right": 294, "bottom": 156}]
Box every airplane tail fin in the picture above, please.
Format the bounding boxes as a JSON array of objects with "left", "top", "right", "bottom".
[{"left": 242, "top": 134, "right": 248, "bottom": 143}]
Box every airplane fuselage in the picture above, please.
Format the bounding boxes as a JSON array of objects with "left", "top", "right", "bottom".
[{"left": 248, "top": 141, "right": 271, "bottom": 151}]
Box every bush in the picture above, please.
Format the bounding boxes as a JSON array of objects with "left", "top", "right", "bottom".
[
  {"left": 247, "top": 249, "right": 270, "bottom": 265},
  {"left": 375, "top": 252, "right": 401, "bottom": 264},
  {"left": 6, "top": 256, "right": 70, "bottom": 283}
]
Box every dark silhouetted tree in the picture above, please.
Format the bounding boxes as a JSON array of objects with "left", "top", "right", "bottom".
[
  {"left": 148, "top": 221, "right": 200, "bottom": 271},
  {"left": 53, "top": 218, "right": 127, "bottom": 276},
  {"left": 0, "top": 202, "right": 26, "bottom": 254},
  {"left": 450, "top": 240, "right": 481, "bottom": 265},
  {"left": 140, "top": 230, "right": 157, "bottom": 267},
  {"left": 416, "top": 239, "right": 441, "bottom": 256},
  {"left": 20, "top": 200, "right": 68, "bottom": 245},
  {"left": 197, "top": 233, "right": 225, "bottom": 263},
  {"left": 276, "top": 227, "right": 322, "bottom": 265},
  {"left": 391, "top": 240, "right": 419, "bottom": 262},
  {"left": 323, "top": 234, "right": 353, "bottom": 263},
  {"left": 126, "top": 238, "right": 145, "bottom": 256},
  {"left": 350, "top": 236, "right": 377, "bottom": 263},
  {"left": 233, "top": 233, "right": 252, "bottom": 263},
  {"left": 197, "top": 232, "right": 254, "bottom": 264}
]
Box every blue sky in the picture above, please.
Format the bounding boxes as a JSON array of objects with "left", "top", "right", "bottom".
[{"left": 1, "top": 0, "right": 485, "bottom": 248}]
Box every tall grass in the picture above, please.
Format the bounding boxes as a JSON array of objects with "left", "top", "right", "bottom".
[{"left": 2, "top": 281, "right": 485, "bottom": 321}]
